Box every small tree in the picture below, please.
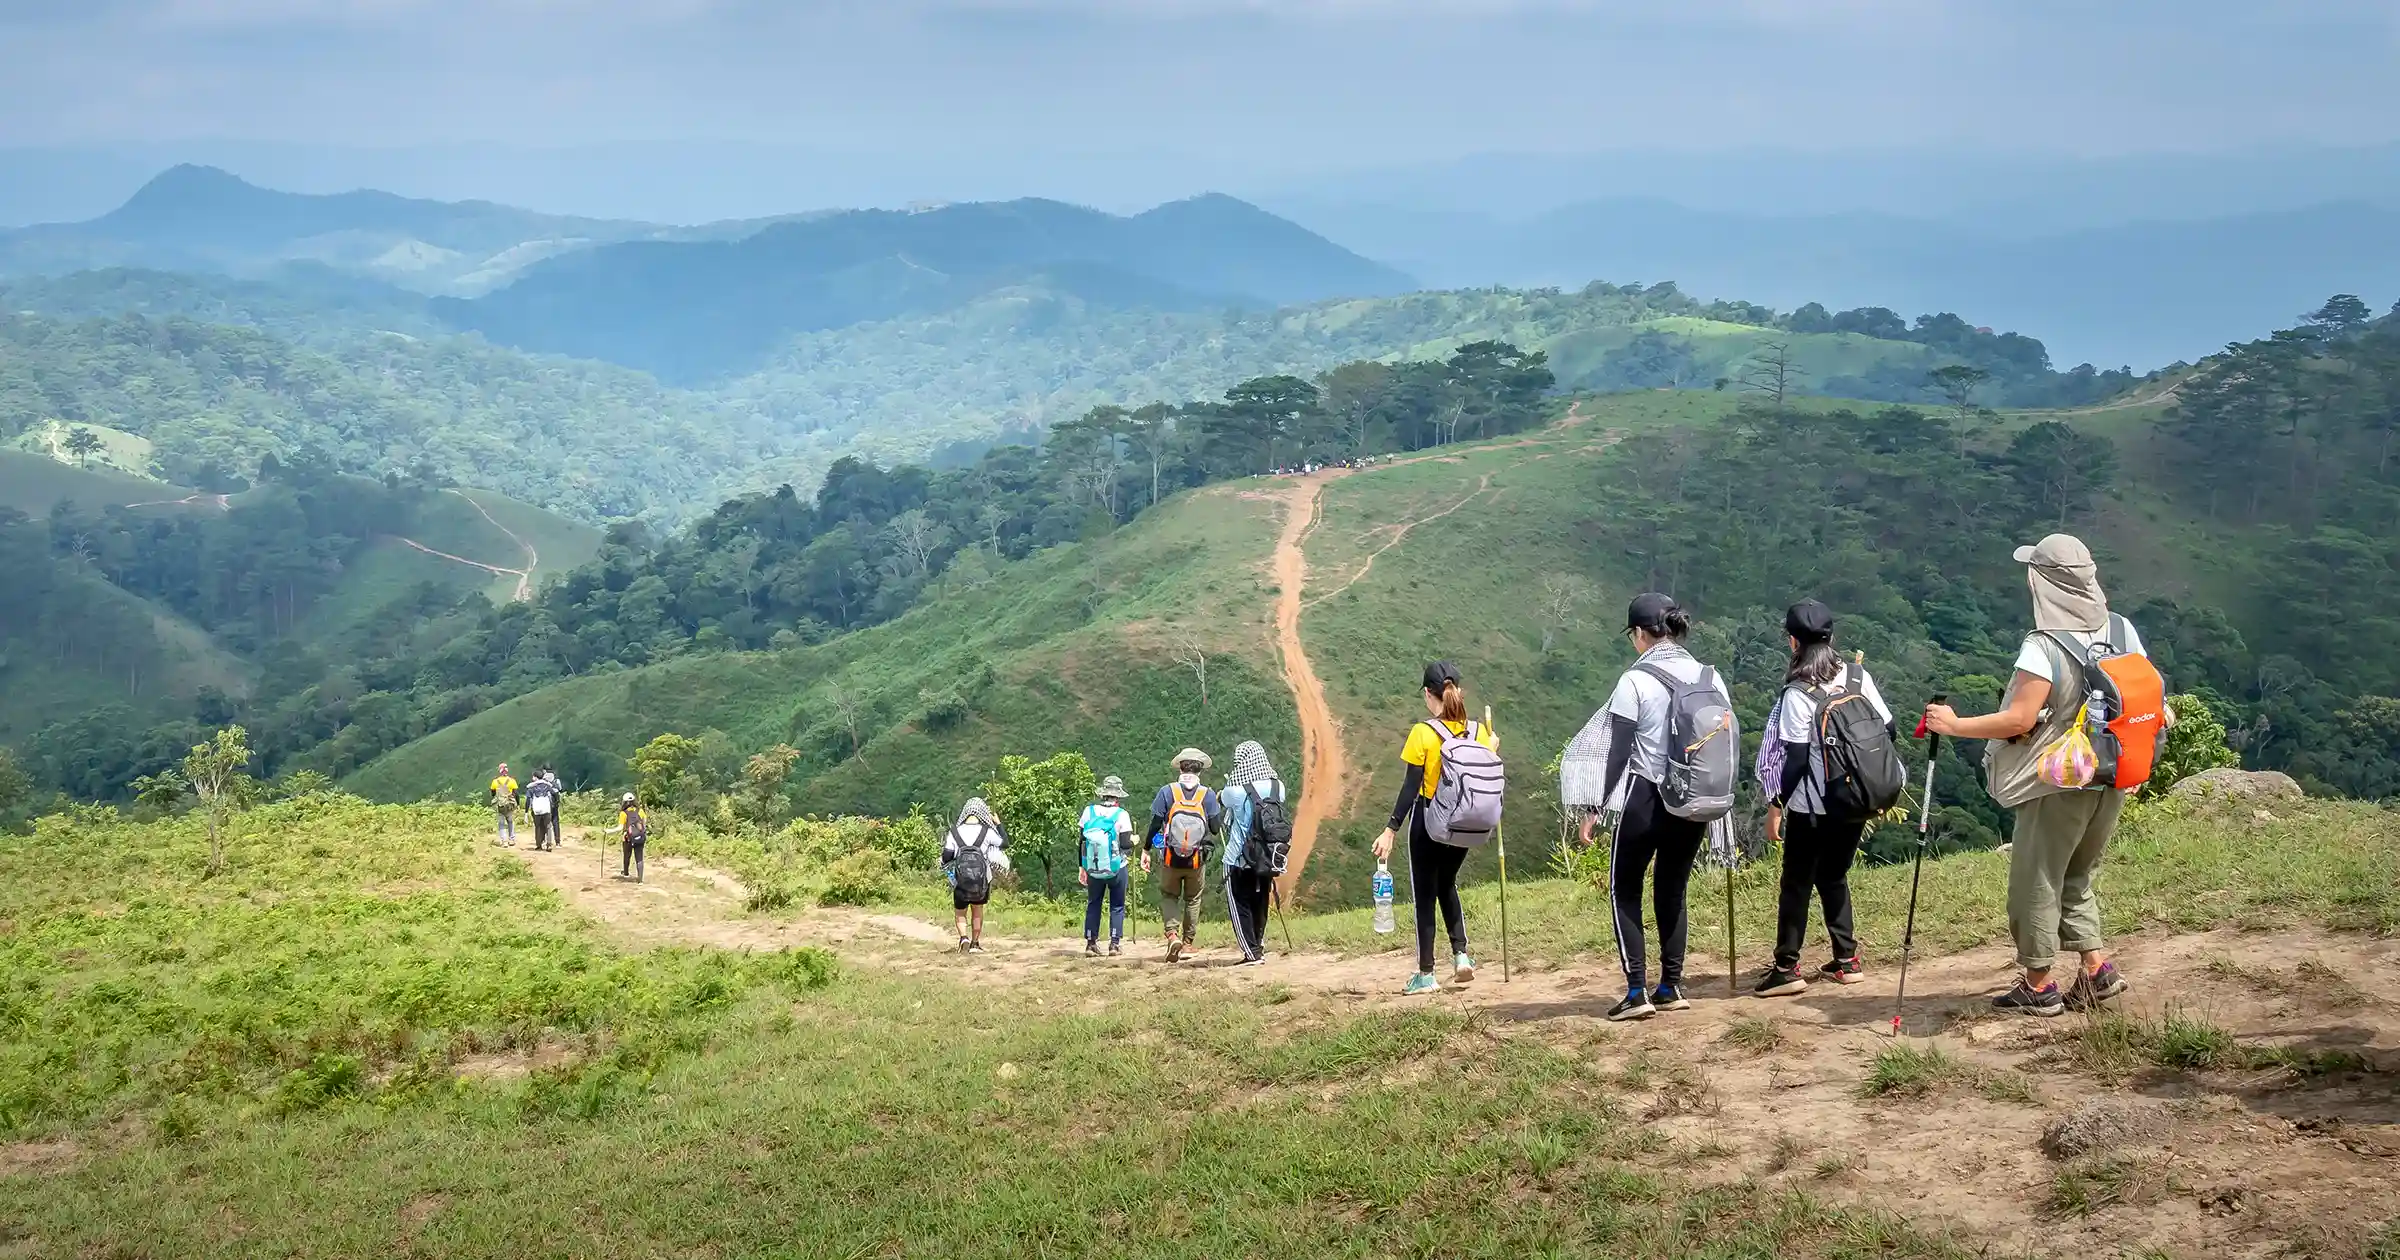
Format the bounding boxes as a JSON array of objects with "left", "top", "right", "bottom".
[
  {"left": 826, "top": 683, "right": 868, "bottom": 760},
  {"left": 629, "top": 733, "right": 703, "bottom": 808},
  {"left": 1734, "top": 341, "right": 1804, "bottom": 415},
  {"left": 1536, "top": 573, "right": 1598, "bottom": 654},
  {"left": 2148, "top": 693, "right": 2242, "bottom": 797},
  {"left": 737, "top": 744, "right": 802, "bottom": 828},
  {"left": 63, "top": 426, "right": 104, "bottom": 469},
  {"left": 0, "top": 749, "right": 30, "bottom": 817},
  {"left": 182, "top": 725, "right": 254, "bottom": 875},
  {"left": 979, "top": 751, "right": 1096, "bottom": 899},
  {"left": 1169, "top": 629, "right": 1210, "bottom": 708}
]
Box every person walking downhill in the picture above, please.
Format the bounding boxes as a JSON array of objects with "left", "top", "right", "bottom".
[
  {"left": 1753, "top": 600, "right": 1898, "bottom": 997},
  {"left": 1923, "top": 534, "right": 2163, "bottom": 1016},
  {"left": 1078, "top": 776, "right": 1142, "bottom": 957},
  {"left": 1145, "top": 750, "right": 1222, "bottom": 962},
  {"left": 488, "top": 762, "right": 521, "bottom": 847},
  {"left": 1220, "top": 740, "right": 1290, "bottom": 967},
  {"left": 616, "top": 792, "right": 648, "bottom": 882},
  {"left": 1370, "top": 662, "right": 1492, "bottom": 996},
  {"left": 526, "top": 765, "right": 562, "bottom": 852},
  {"left": 1561, "top": 594, "right": 1734, "bottom": 1022},
  {"left": 943, "top": 798, "right": 1010, "bottom": 955}
]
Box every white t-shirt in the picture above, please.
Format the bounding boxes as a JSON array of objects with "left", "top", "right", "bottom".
[
  {"left": 1775, "top": 663, "right": 1894, "bottom": 743},
  {"left": 1604, "top": 643, "right": 1729, "bottom": 786},
  {"left": 2012, "top": 620, "right": 2148, "bottom": 686}
]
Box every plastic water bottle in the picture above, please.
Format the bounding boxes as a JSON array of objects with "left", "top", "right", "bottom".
[{"left": 1372, "top": 862, "right": 1396, "bottom": 934}]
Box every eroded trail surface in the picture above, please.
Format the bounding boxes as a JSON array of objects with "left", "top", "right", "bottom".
[
  {"left": 524, "top": 827, "right": 2400, "bottom": 1260},
  {"left": 1268, "top": 473, "right": 1349, "bottom": 900}
]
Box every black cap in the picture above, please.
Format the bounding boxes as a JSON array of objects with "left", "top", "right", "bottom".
[
  {"left": 1784, "top": 599, "right": 1835, "bottom": 643},
  {"left": 1625, "top": 592, "right": 1679, "bottom": 635},
  {"left": 1421, "top": 660, "right": 1460, "bottom": 693}
]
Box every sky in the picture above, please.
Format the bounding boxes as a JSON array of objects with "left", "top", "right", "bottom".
[{"left": 2, "top": 1, "right": 2399, "bottom": 220}]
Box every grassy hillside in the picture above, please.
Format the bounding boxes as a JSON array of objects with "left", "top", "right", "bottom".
[
  {"left": 0, "top": 448, "right": 182, "bottom": 516},
  {"left": 0, "top": 568, "right": 251, "bottom": 742},
  {"left": 300, "top": 488, "right": 602, "bottom": 641}
]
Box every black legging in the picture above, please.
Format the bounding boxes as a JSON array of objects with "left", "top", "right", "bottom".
[
  {"left": 1608, "top": 777, "right": 1705, "bottom": 991},
  {"left": 1406, "top": 809, "right": 1470, "bottom": 973},
  {"left": 1774, "top": 810, "right": 1864, "bottom": 969},
  {"left": 1227, "top": 867, "right": 1274, "bottom": 958}
]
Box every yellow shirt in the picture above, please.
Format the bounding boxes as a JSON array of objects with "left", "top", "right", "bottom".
[
  {"left": 1400, "top": 719, "right": 1499, "bottom": 798},
  {"left": 490, "top": 776, "right": 519, "bottom": 802}
]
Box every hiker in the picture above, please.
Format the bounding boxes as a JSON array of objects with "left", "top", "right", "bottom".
[
  {"left": 1923, "top": 534, "right": 2162, "bottom": 1017},
  {"left": 488, "top": 762, "right": 520, "bottom": 847},
  {"left": 526, "top": 765, "right": 562, "bottom": 852},
  {"left": 1145, "top": 749, "right": 1222, "bottom": 962},
  {"left": 1560, "top": 594, "right": 1736, "bottom": 1022},
  {"left": 1220, "top": 739, "right": 1291, "bottom": 966},
  {"left": 1369, "top": 661, "right": 1495, "bottom": 996},
  {"left": 943, "top": 797, "right": 1009, "bottom": 954},
  {"left": 1753, "top": 600, "right": 1898, "bottom": 997},
  {"left": 1078, "top": 776, "right": 1142, "bottom": 956},
  {"left": 616, "top": 792, "right": 647, "bottom": 882}
]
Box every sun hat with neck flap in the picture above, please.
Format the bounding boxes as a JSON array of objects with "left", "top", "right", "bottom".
[{"left": 2013, "top": 533, "right": 2107, "bottom": 633}]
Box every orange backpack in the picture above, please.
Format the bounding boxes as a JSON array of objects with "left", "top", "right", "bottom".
[{"left": 2040, "top": 614, "right": 2167, "bottom": 791}]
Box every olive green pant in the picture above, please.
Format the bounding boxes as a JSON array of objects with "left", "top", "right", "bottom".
[
  {"left": 1158, "top": 865, "right": 1205, "bottom": 942},
  {"left": 2007, "top": 788, "right": 2126, "bottom": 971}
]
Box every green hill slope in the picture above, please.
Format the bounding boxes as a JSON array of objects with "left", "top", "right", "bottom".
[
  {"left": 300, "top": 487, "right": 603, "bottom": 641},
  {"left": 0, "top": 448, "right": 184, "bottom": 516}
]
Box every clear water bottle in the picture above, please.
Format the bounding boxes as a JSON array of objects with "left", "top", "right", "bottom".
[{"left": 1372, "top": 862, "right": 1396, "bottom": 934}]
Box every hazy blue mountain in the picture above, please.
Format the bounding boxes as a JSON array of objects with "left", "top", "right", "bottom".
[
  {"left": 0, "top": 265, "right": 442, "bottom": 346},
  {"left": 443, "top": 193, "right": 1417, "bottom": 382},
  {"left": 0, "top": 165, "right": 664, "bottom": 296}
]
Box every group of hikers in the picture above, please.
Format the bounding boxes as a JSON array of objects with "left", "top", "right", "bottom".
[
  {"left": 487, "top": 763, "right": 650, "bottom": 882},
  {"left": 938, "top": 532, "right": 2162, "bottom": 1020}
]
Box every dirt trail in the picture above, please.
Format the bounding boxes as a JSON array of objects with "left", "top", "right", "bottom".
[
  {"left": 390, "top": 536, "right": 529, "bottom": 586},
  {"left": 523, "top": 827, "right": 2400, "bottom": 1260},
  {"left": 120, "top": 492, "right": 231, "bottom": 511},
  {"left": 450, "top": 488, "right": 539, "bottom": 601},
  {"left": 1268, "top": 473, "right": 1350, "bottom": 902}
]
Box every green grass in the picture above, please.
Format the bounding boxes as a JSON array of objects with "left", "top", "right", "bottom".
[
  {"left": 0, "top": 567, "right": 253, "bottom": 741},
  {"left": 299, "top": 487, "right": 602, "bottom": 642},
  {"left": 0, "top": 795, "right": 1985, "bottom": 1260},
  {"left": 9, "top": 420, "right": 158, "bottom": 482},
  {"left": 1860, "top": 1043, "right": 1965, "bottom": 1099},
  {"left": 0, "top": 447, "right": 177, "bottom": 516}
]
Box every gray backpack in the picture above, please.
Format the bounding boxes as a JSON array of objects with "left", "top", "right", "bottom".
[
  {"left": 1634, "top": 662, "right": 1740, "bottom": 822},
  {"left": 1421, "top": 721, "right": 1505, "bottom": 847}
]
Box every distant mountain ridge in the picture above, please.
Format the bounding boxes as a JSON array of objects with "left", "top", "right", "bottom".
[{"left": 442, "top": 193, "right": 1418, "bottom": 381}]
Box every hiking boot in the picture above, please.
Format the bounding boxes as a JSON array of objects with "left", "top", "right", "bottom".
[
  {"left": 1107, "top": 941, "right": 1122, "bottom": 957},
  {"left": 1607, "top": 991, "right": 1656, "bottom": 1022},
  {"left": 1402, "top": 973, "right": 1441, "bottom": 996},
  {"left": 1085, "top": 940, "right": 1101, "bottom": 957},
  {"left": 1992, "top": 980, "right": 2065, "bottom": 1017},
  {"left": 1755, "top": 967, "right": 1809, "bottom": 998},
  {"left": 1452, "top": 953, "right": 1476, "bottom": 984},
  {"left": 1817, "top": 956, "right": 1865, "bottom": 985},
  {"left": 1650, "top": 984, "right": 1691, "bottom": 1012},
  {"left": 2065, "top": 962, "right": 2128, "bottom": 1011}
]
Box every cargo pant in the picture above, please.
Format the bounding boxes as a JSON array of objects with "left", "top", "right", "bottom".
[
  {"left": 2007, "top": 788, "right": 2126, "bottom": 971},
  {"left": 1158, "top": 864, "right": 1205, "bottom": 944}
]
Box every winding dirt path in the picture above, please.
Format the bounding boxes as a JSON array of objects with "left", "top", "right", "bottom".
[
  {"left": 120, "top": 493, "right": 231, "bottom": 511},
  {"left": 1269, "top": 473, "right": 1350, "bottom": 902},
  {"left": 449, "top": 489, "right": 539, "bottom": 601}
]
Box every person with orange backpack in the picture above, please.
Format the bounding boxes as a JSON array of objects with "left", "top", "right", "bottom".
[
  {"left": 1923, "top": 534, "right": 2168, "bottom": 1017},
  {"left": 1144, "top": 749, "right": 1222, "bottom": 962}
]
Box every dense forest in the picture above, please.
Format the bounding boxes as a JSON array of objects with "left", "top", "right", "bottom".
[{"left": 6, "top": 341, "right": 1554, "bottom": 800}]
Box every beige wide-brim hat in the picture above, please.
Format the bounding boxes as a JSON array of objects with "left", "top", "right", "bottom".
[
  {"left": 1097, "top": 775, "right": 1128, "bottom": 800},
  {"left": 1171, "top": 748, "right": 1213, "bottom": 770}
]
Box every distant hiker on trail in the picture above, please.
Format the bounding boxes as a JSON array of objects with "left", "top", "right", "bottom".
[
  {"left": 1145, "top": 749, "right": 1222, "bottom": 962},
  {"left": 616, "top": 792, "right": 648, "bottom": 882},
  {"left": 1559, "top": 594, "right": 1737, "bottom": 1022},
  {"left": 1079, "top": 776, "right": 1142, "bottom": 957},
  {"left": 1753, "top": 600, "right": 1902, "bottom": 997},
  {"left": 1370, "top": 661, "right": 1497, "bottom": 996},
  {"left": 943, "top": 797, "right": 1010, "bottom": 955},
  {"left": 1924, "top": 534, "right": 2164, "bottom": 1017},
  {"left": 1220, "top": 740, "right": 1291, "bottom": 967},
  {"left": 489, "top": 763, "right": 520, "bottom": 847},
  {"left": 526, "top": 766, "right": 562, "bottom": 852}
]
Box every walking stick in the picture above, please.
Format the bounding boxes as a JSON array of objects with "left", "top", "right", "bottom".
[
  {"left": 1487, "top": 706, "right": 1512, "bottom": 983},
  {"left": 1269, "top": 879, "right": 1296, "bottom": 954},
  {"left": 1892, "top": 694, "right": 1947, "bottom": 1038},
  {"left": 1725, "top": 847, "right": 1739, "bottom": 997}
]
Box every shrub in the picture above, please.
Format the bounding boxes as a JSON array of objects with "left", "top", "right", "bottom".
[{"left": 820, "top": 849, "right": 897, "bottom": 906}]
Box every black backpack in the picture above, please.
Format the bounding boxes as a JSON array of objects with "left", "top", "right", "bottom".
[
  {"left": 951, "top": 826, "right": 992, "bottom": 902},
  {"left": 1815, "top": 670, "right": 1908, "bottom": 821},
  {"left": 1243, "top": 781, "right": 1293, "bottom": 875},
  {"left": 622, "top": 806, "right": 648, "bottom": 843}
]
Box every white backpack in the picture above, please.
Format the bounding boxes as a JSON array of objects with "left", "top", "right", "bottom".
[{"left": 1422, "top": 721, "right": 1504, "bottom": 847}]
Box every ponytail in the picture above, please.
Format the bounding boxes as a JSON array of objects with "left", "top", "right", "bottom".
[
  {"left": 1436, "top": 680, "right": 1467, "bottom": 723},
  {"left": 1658, "top": 607, "right": 1692, "bottom": 639}
]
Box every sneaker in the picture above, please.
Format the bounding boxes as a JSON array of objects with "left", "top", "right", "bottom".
[
  {"left": 1107, "top": 941, "right": 1122, "bottom": 957},
  {"left": 1992, "top": 980, "right": 2065, "bottom": 1017},
  {"left": 1237, "top": 956, "right": 1267, "bottom": 968},
  {"left": 1166, "top": 938, "right": 1184, "bottom": 963},
  {"left": 1817, "top": 957, "right": 1865, "bottom": 985},
  {"left": 968, "top": 940, "right": 986, "bottom": 955},
  {"left": 1402, "top": 972, "right": 1442, "bottom": 996},
  {"left": 958, "top": 936, "right": 972, "bottom": 954},
  {"left": 1453, "top": 953, "right": 1476, "bottom": 984},
  {"left": 1607, "top": 991, "right": 1657, "bottom": 1022},
  {"left": 1085, "top": 940, "right": 1101, "bottom": 957},
  {"left": 2065, "top": 962, "right": 2127, "bottom": 1011},
  {"left": 1650, "top": 984, "right": 1691, "bottom": 1012},
  {"left": 1754, "top": 967, "right": 1809, "bottom": 998}
]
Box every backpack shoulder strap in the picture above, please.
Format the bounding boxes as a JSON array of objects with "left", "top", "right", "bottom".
[{"left": 2035, "top": 630, "right": 2093, "bottom": 692}]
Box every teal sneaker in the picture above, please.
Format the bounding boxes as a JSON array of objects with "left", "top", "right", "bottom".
[
  {"left": 1402, "top": 972, "right": 1442, "bottom": 996},
  {"left": 1453, "top": 953, "right": 1476, "bottom": 983}
]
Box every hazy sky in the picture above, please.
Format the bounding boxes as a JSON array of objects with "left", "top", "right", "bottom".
[{"left": 7, "top": 1, "right": 2398, "bottom": 155}]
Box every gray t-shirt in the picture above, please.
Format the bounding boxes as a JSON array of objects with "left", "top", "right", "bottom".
[{"left": 1604, "top": 643, "right": 1729, "bottom": 787}]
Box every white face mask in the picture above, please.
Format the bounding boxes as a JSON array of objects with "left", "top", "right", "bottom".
[{"left": 1179, "top": 773, "right": 1200, "bottom": 790}]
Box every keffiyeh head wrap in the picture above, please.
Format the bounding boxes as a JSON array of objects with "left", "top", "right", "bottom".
[{"left": 1230, "top": 740, "right": 1275, "bottom": 787}]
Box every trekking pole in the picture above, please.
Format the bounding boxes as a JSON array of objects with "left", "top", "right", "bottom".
[
  {"left": 1269, "top": 880, "right": 1296, "bottom": 954},
  {"left": 1486, "top": 705, "right": 1512, "bottom": 984},
  {"left": 1724, "top": 845, "right": 1738, "bottom": 998},
  {"left": 1891, "top": 694, "right": 1947, "bottom": 1038}
]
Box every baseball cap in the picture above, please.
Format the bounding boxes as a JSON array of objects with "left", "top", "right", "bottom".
[
  {"left": 1625, "top": 592, "right": 1680, "bottom": 634},
  {"left": 1421, "top": 660, "right": 1460, "bottom": 693},
  {"left": 2012, "top": 534, "right": 2094, "bottom": 568},
  {"left": 1784, "top": 599, "right": 1835, "bottom": 643}
]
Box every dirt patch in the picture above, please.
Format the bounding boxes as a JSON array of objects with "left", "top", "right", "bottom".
[
  {"left": 452, "top": 1040, "right": 581, "bottom": 1082},
  {"left": 0, "top": 1139, "right": 76, "bottom": 1179}
]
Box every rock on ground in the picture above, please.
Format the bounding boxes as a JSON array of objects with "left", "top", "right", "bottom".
[
  {"left": 2042, "top": 1098, "right": 2172, "bottom": 1160},
  {"left": 2169, "top": 768, "right": 2303, "bottom": 803}
]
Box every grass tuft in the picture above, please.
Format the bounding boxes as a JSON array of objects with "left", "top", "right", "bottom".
[
  {"left": 1860, "top": 1043, "right": 1963, "bottom": 1099},
  {"left": 1720, "top": 1015, "right": 1784, "bottom": 1054}
]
